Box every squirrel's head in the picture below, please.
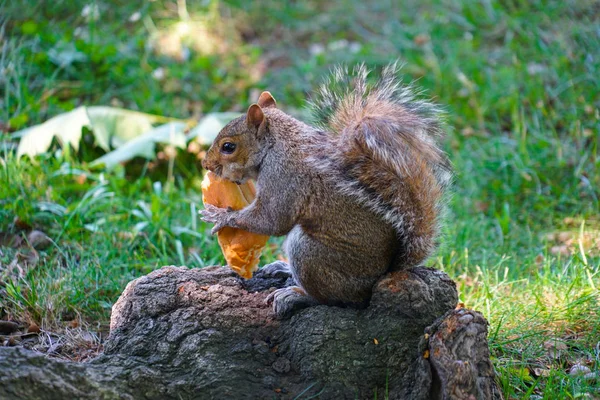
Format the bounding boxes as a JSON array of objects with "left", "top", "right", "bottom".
[{"left": 202, "top": 91, "right": 277, "bottom": 184}]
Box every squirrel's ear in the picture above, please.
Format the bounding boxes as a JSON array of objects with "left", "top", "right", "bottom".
[
  {"left": 246, "top": 104, "right": 265, "bottom": 129},
  {"left": 257, "top": 91, "right": 277, "bottom": 109}
]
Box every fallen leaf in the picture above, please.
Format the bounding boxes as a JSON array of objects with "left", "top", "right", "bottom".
[
  {"left": 0, "top": 232, "right": 23, "bottom": 248},
  {"left": 414, "top": 33, "right": 430, "bottom": 46},
  {"left": 90, "top": 122, "right": 187, "bottom": 169},
  {"left": 15, "top": 106, "right": 165, "bottom": 158},
  {"left": 461, "top": 126, "right": 476, "bottom": 137},
  {"left": 550, "top": 245, "right": 569, "bottom": 256},
  {"left": 13, "top": 217, "right": 31, "bottom": 230},
  {"left": 532, "top": 367, "right": 551, "bottom": 377},
  {"left": 187, "top": 112, "right": 240, "bottom": 145},
  {"left": 557, "top": 232, "right": 571, "bottom": 243},
  {"left": 27, "top": 230, "right": 51, "bottom": 250},
  {"left": 475, "top": 201, "right": 489, "bottom": 212},
  {"left": 563, "top": 217, "right": 576, "bottom": 226},
  {"left": 0, "top": 321, "right": 20, "bottom": 335},
  {"left": 544, "top": 339, "right": 567, "bottom": 359},
  {"left": 75, "top": 174, "right": 87, "bottom": 185},
  {"left": 569, "top": 364, "right": 591, "bottom": 376}
]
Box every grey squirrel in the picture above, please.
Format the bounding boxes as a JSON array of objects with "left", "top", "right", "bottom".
[{"left": 201, "top": 63, "right": 452, "bottom": 318}]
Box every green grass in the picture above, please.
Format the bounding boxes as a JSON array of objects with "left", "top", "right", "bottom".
[{"left": 1, "top": 0, "right": 599, "bottom": 398}]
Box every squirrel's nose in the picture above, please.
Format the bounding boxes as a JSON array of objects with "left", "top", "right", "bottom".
[{"left": 201, "top": 158, "right": 219, "bottom": 174}]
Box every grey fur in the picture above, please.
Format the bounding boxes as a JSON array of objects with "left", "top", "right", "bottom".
[{"left": 201, "top": 63, "right": 452, "bottom": 318}]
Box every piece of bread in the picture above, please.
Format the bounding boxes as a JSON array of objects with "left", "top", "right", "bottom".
[{"left": 201, "top": 171, "right": 269, "bottom": 279}]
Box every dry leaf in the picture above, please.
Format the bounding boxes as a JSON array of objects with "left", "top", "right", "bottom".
[
  {"left": 535, "top": 254, "right": 545, "bottom": 264},
  {"left": 550, "top": 245, "right": 569, "bottom": 256},
  {"left": 543, "top": 339, "right": 567, "bottom": 359},
  {"left": 569, "top": 364, "right": 591, "bottom": 376},
  {"left": 532, "top": 367, "right": 551, "bottom": 377}
]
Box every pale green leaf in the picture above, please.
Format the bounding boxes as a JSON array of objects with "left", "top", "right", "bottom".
[
  {"left": 86, "top": 106, "right": 159, "bottom": 150},
  {"left": 16, "top": 107, "right": 90, "bottom": 158},
  {"left": 186, "top": 112, "right": 240, "bottom": 145},
  {"left": 89, "top": 122, "right": 187, "bottom": 169},
  {"left": 15, "top": 106, "right": 170, "bottom": 158},
  {"left": 47, "top": 41, "right": 88, "bottom": 67},
  {"left": 15, "top": 107, "right": 232, "bottom": 162}
]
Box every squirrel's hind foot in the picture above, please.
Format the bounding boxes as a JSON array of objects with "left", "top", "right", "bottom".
[{"left": 266, "top": 286, "right": 320, "bottom": 320}]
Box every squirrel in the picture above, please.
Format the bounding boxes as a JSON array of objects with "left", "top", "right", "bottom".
[{"left": 201, "top": 63, "right": 452, "bottom": 319}]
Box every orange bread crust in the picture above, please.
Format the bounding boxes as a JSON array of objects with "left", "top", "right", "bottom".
[{"left": 201, "top": 172, "right": 269, "bottom": 279}]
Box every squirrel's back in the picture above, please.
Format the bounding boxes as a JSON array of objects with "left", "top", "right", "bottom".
[{"left": 308, "top": 63, "right": 452, "bottom": 269}]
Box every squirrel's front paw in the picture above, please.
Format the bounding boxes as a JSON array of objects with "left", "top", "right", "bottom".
[
  {"left": 256, "top": 261, "right": 292, "bottom": 280},
  {"left": 266, "top": 286, "right": 320, "bottom": 320},
  {"left": 199, "top": 204, "right": 233, "bottom": 234}
]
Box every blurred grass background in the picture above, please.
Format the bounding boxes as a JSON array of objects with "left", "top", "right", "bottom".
[{"left": 0, "top": 0, "right": 599, "bottom": 398}]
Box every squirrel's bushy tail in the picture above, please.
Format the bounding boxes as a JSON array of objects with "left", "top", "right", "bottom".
[{"left": 308, "top": 63, "right": 452, "bottom": 269}]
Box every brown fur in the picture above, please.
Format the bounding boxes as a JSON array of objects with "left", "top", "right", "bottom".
[{"left": 201, "top": 64, "right": 451, "bottom": 311}]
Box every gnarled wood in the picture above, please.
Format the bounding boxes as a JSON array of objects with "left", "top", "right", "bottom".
[{"left": 0, "top": 265, "right": 502, "bottom": 399}]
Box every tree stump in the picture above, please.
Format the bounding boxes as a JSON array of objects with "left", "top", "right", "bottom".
[{"left": 0, "top": 265, "right": 503, "bottom": 399}]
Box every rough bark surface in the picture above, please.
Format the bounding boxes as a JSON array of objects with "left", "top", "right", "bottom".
[{"left": 0, "top": 265, "right": 503, "bottom": 399}]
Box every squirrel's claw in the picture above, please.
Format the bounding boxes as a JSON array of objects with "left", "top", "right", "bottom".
[
  {"left": 210, "top": 224, "right": 223, "bottom": 235},
  {"left": 200, "top": 204, "right": 232, "bottom": 235},
  {"left": 266, "top": 286, "right": 320, "bottom": 320}
]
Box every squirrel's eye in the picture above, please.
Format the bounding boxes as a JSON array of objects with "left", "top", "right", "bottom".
[{"left": 220, "top": 142, "right": 236, "bottom": 154}]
